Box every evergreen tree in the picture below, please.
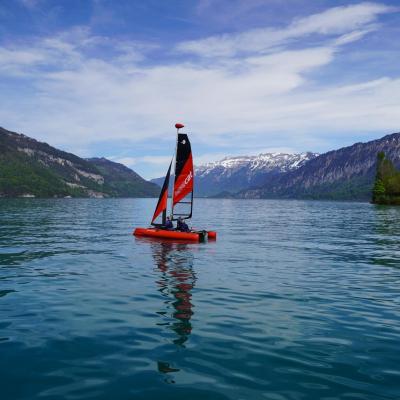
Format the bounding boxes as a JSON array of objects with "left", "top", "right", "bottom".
[
  {"left": 376, "top": 151, "right": 385, "bottom": 180},
  {"left": 372, "top": 179, "right": 385, "bottom": 203},
  {"left": 372, "top": 152, "right": 400, "bottom": 205}
]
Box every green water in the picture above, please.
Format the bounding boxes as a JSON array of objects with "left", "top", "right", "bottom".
[{"left": 1, "top": 198, "right": 400, "bottom": 399}]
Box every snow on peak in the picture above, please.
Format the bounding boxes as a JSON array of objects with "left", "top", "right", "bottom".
[{"left": 195, "top": 152, "right": 319, "bottom": 176}]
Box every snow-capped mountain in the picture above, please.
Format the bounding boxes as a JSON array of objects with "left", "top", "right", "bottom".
[
  {"left": 152, "top": 152, "right": 319, "bottom": 197},
  {"left": 197, "top": 152, "right": 318, "bottom": 176},
  {"left": 194, "top": 152, "right": 319, "bottom": 196}
]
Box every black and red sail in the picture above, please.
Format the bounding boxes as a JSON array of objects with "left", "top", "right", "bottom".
[
  {"left": 151, "top": 130, "right": 194, "bottom": 225},
  {"left": 151, "top": 161, "right": 172, "bottom": 224},
  {"left": 172, "top": 133, "right": 194, "bottom": 219}
]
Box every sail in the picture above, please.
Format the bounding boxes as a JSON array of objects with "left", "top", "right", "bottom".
[
  {"left": 173, "top": 133, "right": 194, "bottom": 207},
  {"left": 151, "top": 161, "right": 172, "bottom": 224}
]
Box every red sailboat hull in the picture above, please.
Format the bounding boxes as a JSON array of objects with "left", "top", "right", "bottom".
[{"left": 133, "top": 227, "right": 216, "bottom": 242}]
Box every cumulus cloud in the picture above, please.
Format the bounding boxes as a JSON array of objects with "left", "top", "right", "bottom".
[{"left": 0, "top": 2, "right": 399, "bottom": 178}]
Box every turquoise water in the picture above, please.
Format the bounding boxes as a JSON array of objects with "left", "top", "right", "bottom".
[{"left": 1, "top": 198, "right": 400, "bottom": 400}]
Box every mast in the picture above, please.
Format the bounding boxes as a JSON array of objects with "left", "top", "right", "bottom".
[{"left": 171, "top": 124, "right": 180, "bottom": 211}]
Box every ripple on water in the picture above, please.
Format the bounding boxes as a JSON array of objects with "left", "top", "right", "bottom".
[{"left": 1, "top": 199, "right": 400, "bottom": 399}]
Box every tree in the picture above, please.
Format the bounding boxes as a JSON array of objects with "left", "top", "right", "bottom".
[
  {"left": 372, "top": 179, "right": 385, "bottom": 203},
  {"left": 376, "top": 151, "right": 385, "bottom": 180},
  {"left": 372, "top": 152, "right": 400, "bottom": 204}
]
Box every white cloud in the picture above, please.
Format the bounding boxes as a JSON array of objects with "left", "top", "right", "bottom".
[
  {"left": 111, "top": 155, "right": 173, "bottom": 167},
  {"left": 0, "top": 1, "right": 399, "bottom": 179},
  {"left": 108, "top": 157, "right": 137, "bottom": 167},
  {"left": 333, "top": 27, "right": 376, "bottom": 46},
  {"left": 177, "top": 2, "right": 394, "bottom": 57},
  {"left": 194, "top": 152, "right": 234, "bottom": 166},
  {"left": 0, "top": 47, "right": 44, "bottom": 65},
  {"left": 7, "top": 45, "right": 336, "bottom": 147},
  {"left": 108, "top": 155, "right": 174, "bottom": 179}
]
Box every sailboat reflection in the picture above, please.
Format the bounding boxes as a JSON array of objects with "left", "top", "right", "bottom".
[{"left": 151, "top": 241, "right": 196, "bottom": 347}]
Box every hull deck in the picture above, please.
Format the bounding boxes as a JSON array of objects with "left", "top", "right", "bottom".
[{"left": 134, "top": 227, "right": 216, "bottom": 242}]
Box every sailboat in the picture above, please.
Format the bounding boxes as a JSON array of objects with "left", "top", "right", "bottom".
[{"left": 133, "top": 123, "right": 216, "bottom": 242}]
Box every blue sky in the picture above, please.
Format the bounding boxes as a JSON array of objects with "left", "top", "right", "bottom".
[{"left": 1, "top": 0, "right": 400, "bottom": 178}]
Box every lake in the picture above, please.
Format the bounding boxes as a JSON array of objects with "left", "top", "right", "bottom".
[{"left": 1, "top": 198, "right": 400, "bottom": 400}]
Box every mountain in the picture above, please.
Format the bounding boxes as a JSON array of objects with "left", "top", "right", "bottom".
[
  {"left": 238, "top": 132, "right": 400, "bottom": 201},
  {"left": 151, "top": 152, "right": 319, "bottom": 197},
  {"left": 0, "top": 127, "right": 159, "bottom": 198},
  {"left": 86, "top": 157, "right": 159, "bottom": 197}
]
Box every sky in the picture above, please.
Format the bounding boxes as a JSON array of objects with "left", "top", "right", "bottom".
[{"left": 0, "top": 0, "right": 400, "bottom": 179}]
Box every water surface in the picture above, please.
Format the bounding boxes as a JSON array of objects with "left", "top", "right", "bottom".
[{"left": 1, "top": 199, "right": 400, "bottom": 399}]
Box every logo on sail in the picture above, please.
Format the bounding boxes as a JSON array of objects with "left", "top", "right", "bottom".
[
  {"left": 184, "top": 170, "right": 192, "bottom": 185},
  {"left": 175, "top": 170, "right": 192, "bottom": 197}
]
